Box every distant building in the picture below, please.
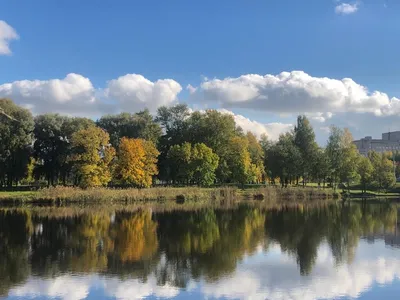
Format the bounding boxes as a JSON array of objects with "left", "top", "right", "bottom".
[{"left": 353, "top": 131, "right": 400, "bottom": 156}]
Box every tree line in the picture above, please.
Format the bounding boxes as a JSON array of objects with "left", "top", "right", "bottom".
[{"left": 0, "top": 98, "right": 397, "bottom": 190}]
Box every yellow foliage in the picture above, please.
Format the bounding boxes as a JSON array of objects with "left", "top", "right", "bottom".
[
  {"left": 70, "top": 126, "right": 115, "bottom": 188},
  {"left": 115, "top": 138, "right": 159, "bottom": 187},
  {"left": 114, "top": 210, "right": 158, "bottom": 262}
]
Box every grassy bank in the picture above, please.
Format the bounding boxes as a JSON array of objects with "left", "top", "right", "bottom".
[{"left": 0, "top": 185, "right": 339, "bottom": 204}]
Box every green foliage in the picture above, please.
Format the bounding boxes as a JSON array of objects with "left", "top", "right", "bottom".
[
  {"left": 191, "top": 143, "right": 219, "bottom": 186},
  {"left": 0, "top": 98, "right": 34, "bottom": 187},
  {"left": 294, "top": 115, "right": 319, "bottom": 185},
  {"left": 97, "top": 110, "right": 161, "bottom": 147},
  {"left": 369, "top": 151, "right": 396, "bottom": 192},
  {"left": 357, "top": 155, "right": 374, "bottom": 193},
  {"left": 167, "top": 142, "right": 219, "bottom": 186}
]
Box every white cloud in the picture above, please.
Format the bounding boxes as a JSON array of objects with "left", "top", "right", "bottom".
[
  {"left": 9, "top": 275, "right": 179, "bottom": 300},
  {"left": 9, "top": 275, "right": 92, "bottom": 300},
  {"left": 190, "top": 71, "right": 400, "bottom": 117},
  {"left": 186, "top": 84, "right": 197, "bottom": 94},
  {"left": 106, "top": 74, "right": 182, "bottom": 113},
  {"left": 335, "top": 2, "right": 360, "bottom": 15},
  {"left": 0, "top": 73, "right": 182, "bottom": 116},
  {"left": 218, "top": 109, "right": 292, "bottom": 141},
  {"left": 0, "top": 73, "right": 101, "bottom": 116},
  {"left": 0, "top": 20, "right": 19, "bottom": 55}
]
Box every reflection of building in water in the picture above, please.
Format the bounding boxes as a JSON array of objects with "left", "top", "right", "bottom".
[{"left": 353, "top": 131, "right": 400, "bottom": 156}]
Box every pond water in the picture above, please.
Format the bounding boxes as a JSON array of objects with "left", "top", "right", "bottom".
[{"left": 0, "top": 202, "right": 400, "bottom": 300}]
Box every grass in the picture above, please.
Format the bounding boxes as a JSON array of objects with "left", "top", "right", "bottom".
[
  {"left": 0, "top": 191, "right": 37, "bottom": 200},
  {"left": 0, "top": 186, "right": 238, "bottom": 204},
  {"left": 0, "top": 185, "right": 341, "bottom": 204}
]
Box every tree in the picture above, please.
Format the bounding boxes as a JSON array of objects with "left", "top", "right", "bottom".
[
  {"left": 156, "top": 104, "right": 191, "bottom": 181},
  {"left": 369, "top": 151, "right": 396, "bottom": 192},
  {"left": 191, "top": 143, "right": 219, "bottom": 186},
  {"left": 312, "top": 148, "right": 330, "bottom": 187},
  {"left": 246, "top": 132, "right": 265, "bottom": 183},
  {"left": 114, "top": 138, "right": 159, "bottom": 187},
  {"left": 167, "top": 143, "right": 192, "bottom": 184},
  {"left": 97, "top": 110, "right": 161, "bottom": 148},
  {"left": 33, "top": 114, "right": 68, "bottom": 185},
  {"left": 294, "top": 115, "right": 318, "bottom": 186},
  {"left": 358, "top": 156, "right": 374, "bottom": 194},
  {"left": 226, "top": 136, "right": 252, "bottom": 185},
  {"left": 187, "top": 110, "right": 237, "bottom": 183},
  {"left": 70, "top": 126, "right": 115, "bottom": 188},
  {"left": 326, "top": 126, "right": 360, "bottom": 191},
  {"left": 142, "top": 140, "right": 160, "bottom": 187},
  {"left": 326, "top": 126, "right": 342, "bottom": 190},
  {"left": 0, "top": 99, "right": 34, "bottom": 187},
  {"left": 338, "top": 129, "right": 360, "bottom": 191}
]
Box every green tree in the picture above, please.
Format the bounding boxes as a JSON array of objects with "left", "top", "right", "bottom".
[
  {"left": 369, "top": 151, "right": 396, "bottom": 192},
  {"left": 70, "top": 126, "right": 116, "bottom": 188},
  {"left": 294, "top": 115, "right": 318, "bottom": 186},
  {"left": 33, "top": 114, "right": 69, "bottom": 185},
  {"left": 358, "top": 155, "right": 374, "bottom": 194},
  {"left": 326, "top": 126, "right": 359, "bottom": 191},
  {"left": 338, "top": 129, "right": 360, "bottom": 191},
  {"left": 268, "top": 132, "right": 301, "bottom": 187},
  {"left": 312, "top": 148, "right": 330, "bottom": 187},
  {"left": 0, "top": 99, "right": 34, "bottom": 187},
  {"left": 186, "top": 110, "right": 237, "bottom": 183},
  {"left": 191, "top": 143, "right": 219, "bottom": 186},
  {"left": 97, "top": 110, "right": 161, "bottom": 147},
  {"left": 156, "top": 104, "right": 191, "bottom": 181},
  {"left": 167, "top": 142, "right": 192, "bottom": 184}
]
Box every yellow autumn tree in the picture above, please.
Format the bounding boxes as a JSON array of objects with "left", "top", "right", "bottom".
[
  {"left": 114, "top": 138, "right": 159, "bottom": 187},
  {"left": 142, "top": 140, "right": 160, "bottom": 187},
  {"left": 70, "top": 126, "right": 115, "bottom": 188},
  {"left": 114, "top": 210, "right": 158, "bottom": 262}
]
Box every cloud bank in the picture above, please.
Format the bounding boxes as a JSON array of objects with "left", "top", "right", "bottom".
[{"left": 1, "top": 70, "right": 400, "bottom": 141}]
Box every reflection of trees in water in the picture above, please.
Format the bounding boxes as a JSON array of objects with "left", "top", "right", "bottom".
[
  {"left": 0, "top": 203, "right": 397, "bottom": 295},
  {"left": 155, "top": 206, "right": 266, "bottom": 286},
  {"left": 0, "top": 210, "right": 32, "bottom": 296},
  {"left": 265, "top": 203, "right": 398, "bottom": 275}
]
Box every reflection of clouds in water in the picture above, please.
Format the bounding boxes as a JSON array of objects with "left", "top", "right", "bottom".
[
  {"left": 104, "top": 277, "right": 179, "bottom": 300},
  {"left": 9, "top": 276, "right": 92, "bottom": 300},
  {"left": 9, "top": 275, "right": 179, "bottom": 300},
  {"left": 201, "top": 241, "right": 400, "bottom": 300},
  {"left": 7, "top": 241, "right": 400, "bottom": 300}
]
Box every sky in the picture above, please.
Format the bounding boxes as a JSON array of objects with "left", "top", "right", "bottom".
[{"left": 1, "top": 0, "right": 400, "bottom": 144}]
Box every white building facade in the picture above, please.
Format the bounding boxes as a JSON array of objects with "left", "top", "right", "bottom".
[{"left": 353, "top": 131, "right": 400, "bottom": 156}]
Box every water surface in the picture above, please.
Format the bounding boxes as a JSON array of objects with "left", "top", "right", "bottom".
[{"left": 1, "top": 202, "right": 400, "bottom": 300}]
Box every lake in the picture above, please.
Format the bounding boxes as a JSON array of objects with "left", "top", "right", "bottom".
[{"left": 0, "top": 202, "right": 399, "bottom": 300}]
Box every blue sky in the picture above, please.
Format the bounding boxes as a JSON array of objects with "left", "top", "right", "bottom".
[{"left": 1, "top": 0, "right": 400, "bottom": 143}]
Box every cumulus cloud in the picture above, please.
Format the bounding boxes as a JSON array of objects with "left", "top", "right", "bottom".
[
  {"left": 106, "top": 74, "right": 182, "bottom": 113},
  {"left": 0, "top": 20, "right": 19, "bottom": 55},
  {"left": 0, "top": 73, "right": 101, "bottom": 116},
  {"left": 335, "top": 2, "right": 360, "bottom": 15},
  {"left": 0, "top": 73, "right": 182, "bottom": 116},
  {"left": 218, "top": 109, "right": 292, "bottom": 141},
  {"left": 190, "top": 71, "right": 400, "bottom": 117}
]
